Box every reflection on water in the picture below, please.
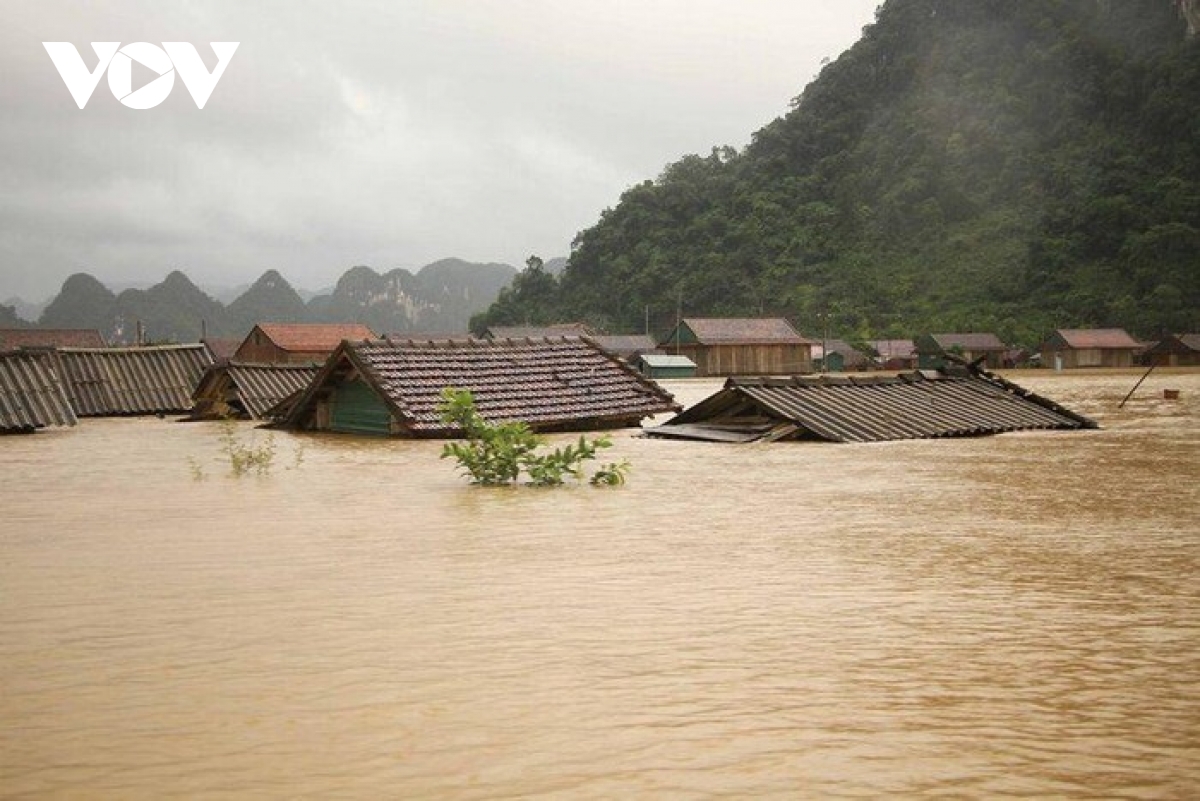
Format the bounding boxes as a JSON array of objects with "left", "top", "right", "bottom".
[{"left": 2, "top": 371, "right": 1198, "bottom": 797}]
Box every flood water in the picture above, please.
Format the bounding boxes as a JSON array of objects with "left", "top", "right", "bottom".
[{"left": 2, "top": 370, "right": 1198, "bottom": 798}]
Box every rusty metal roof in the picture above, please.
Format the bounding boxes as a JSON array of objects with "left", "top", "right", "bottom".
[
  {"left": 647, "top": 369, "right": 1097, "bottom": 444},
  {"left": 0, "top": 328, "right": 107, "bottom": 349},
  {"left": 192, "top": 362, "right": 321, "bottom": 420},
  {"left": 52, "top": 344, "right": 214, "bottom": 416},
  {"left": 0, "top": 351, "right": 77, "bottom": 432},
  {"left": 1046, "top": 328, "right": 1142, "bottom": 350},
  {"left": 281, "top": 336, "right": 681, "bottom": 436}
]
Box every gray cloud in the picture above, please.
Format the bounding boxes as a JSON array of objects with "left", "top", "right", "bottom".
[{"left": 1, "top": 0, "right": 879, "bottom": 300}]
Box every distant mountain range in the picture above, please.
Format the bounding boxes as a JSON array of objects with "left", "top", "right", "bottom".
[{"left": 3, "top": 258, "right": 522, "bottom": 343}]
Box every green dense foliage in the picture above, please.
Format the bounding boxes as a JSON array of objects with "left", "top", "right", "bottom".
[{"left": 476, "top": 0, "right": 1200, "bottom": 346}]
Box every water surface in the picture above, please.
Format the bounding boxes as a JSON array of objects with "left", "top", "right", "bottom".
[{"left": 2, "top": 371, "right": 1198, "bottom": 798}]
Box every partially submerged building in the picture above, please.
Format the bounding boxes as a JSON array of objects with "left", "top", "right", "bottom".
[
  {"left": 657, "top": 318, "right": 813, "bottom": 377},
  {"left": 635, "top": 353, "right": 697, "bottom": 379},
  {"left": 50, "top": 344, "right": 214, "bottom": 417},
  {"left": 0, "top": 350, "right": 77, "bottom": 433},
  {"left": 483, "top": 323, "right": 595, "bottom": 340},
  {"left": 1144, "top": 333, "right": 1200, "bottom": 367},
  {"left": 191, "top": 362, "right": 321, "bottom": 420},
  {"left": 646, "top": 367, "right": 1096, "bottom": 443},
  {"left": 233, "top": 323, "right": 375, "bottom": 364},
  {"left": 1039, "top": 328, "right": 1142, "bottom": 369},
  {"left": 915, "top": 333, "right": 1008, "bottom": 370},
  {"left": 590, "top": 334, "right": 659, "bottom": 363},
  {"left": 278, "top": 337, "right": 681, "bottom": 437}
]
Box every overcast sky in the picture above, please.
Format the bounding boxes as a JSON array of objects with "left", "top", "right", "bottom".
[{"left": 3, "top": 1, "right": 880, "bottom": 301}]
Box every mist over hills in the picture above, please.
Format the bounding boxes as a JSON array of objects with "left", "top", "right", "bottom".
[
  {"left": 477, "top": 0, "right": 1200, "bottom": 345},
  {"left": 10, "top": 259, "right": 520, "bottom": 343}
]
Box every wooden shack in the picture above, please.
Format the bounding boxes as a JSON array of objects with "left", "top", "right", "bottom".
[
  {"left": 1144, "top": 333, "right": 1200, "bottom": 367},
  {"left": 278, "top": 336, "right": 681, "bottom": 437},
  {"left": 233, "top": 323, "right": 374, "bottom": 364},
  {"left": 1039, "top": 328, "right": 1142, "bottom": 369},
  {"left": 915, "top": 333, "right": 1008, "bottom": 370},
  {"left": 657, "top": 318, "right": 812, "bottom": 377}
]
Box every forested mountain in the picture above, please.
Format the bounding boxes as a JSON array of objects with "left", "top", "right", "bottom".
[
  {"left": 16, "top": 259, "right": 519, "bottom": 343},
  {"left": 475, "top": 0, "right": 1200, "bottom": 345}
]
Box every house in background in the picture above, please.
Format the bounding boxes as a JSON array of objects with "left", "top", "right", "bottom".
[
  {"left": 0, "top": 328, "right": 107, "bottom": 350},
  {"left": 233, "top": 323, "right": 375, "bottom": 364},
  {"left": 915, "top": 333, "right": 1008, "bottom": 370},
  {"left": 868, "top": 339, "right": 918, "bottom": 371},
  {"left": 590, "top": 334, "right": 659, "bottom": 364},
  {"left": 657, "top": 318, "right": 813, "bottom": 377},
  {"left": 278, "top": 337, "right": 680, "bottom": 437},
  {"left": 1143, "top": 334, "right": 1200, "bottom": 367},
  {"left": 1039, "top": 328, "right": 1141, "bottom": 369},
  {"left": 811, "top": 339, "right": 869, "bottom": 372},
  {"left": 635, "top": 353, "right": 697, "bottom": 379},
  {"left": 483, "top": 323, "right": 595, "bottom": 340}
]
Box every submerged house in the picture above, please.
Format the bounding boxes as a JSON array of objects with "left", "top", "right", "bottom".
[
  {"left": 278, "top": 337, "right": 681, "bottom": 437},
  {"left": 233, "top": 323, "right": 375, "bottom": 364},
  {"left": 0, "top": 350, "right": 77, "bottom": 433},
  {"left": 658, "top": 318, "right": 813, "bottom": 377},
  {"left": 869, "top": 339, "right": 918, "bottom": 371},
  {"left": 1144, "top": 333, "right": 1200, "bottom": 367},
  {"left": 483, "top": 323, "right": 595, "bottom": 340},
  {"left": 191, "top": 362, "right": 321, "bottom": 420},
  {"left": 635, "top": 353, "right": 698, "bottom": 379},
  {"left": 812, "top": 339, "right": 870, "bottom": 372},
  {"left": 590, "top": 334, "right": 659, "bottom": 363},
  {"left": 51, "top": 344, "right": 214, "bottom": 417},
  {"left": 646, "top": 367, "right": 1096, "bottom": 444},
  {"left": 915, "top": 333, "right": 1008, "bottom": 370},
  {"left": 1039, "top": 328, "right": 1142, "bottom": 369}
]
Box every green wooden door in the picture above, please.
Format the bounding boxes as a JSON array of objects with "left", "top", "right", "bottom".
[{"left": 330, "top": 380, "right": 392, "bottom": 435}]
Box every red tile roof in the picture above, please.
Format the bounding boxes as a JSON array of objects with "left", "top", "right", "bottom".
[
  {"left": 254, "top": 323, "right": 374, "bottom": 352},
  {"left": 283, "top": 337, "right": 680, "bottom": 435},
  {"left": 676, "top": 318, "right": 810, "bottom": 345},
  {"left": 0, "top": 328, "right": 106, "bottom": 349}
]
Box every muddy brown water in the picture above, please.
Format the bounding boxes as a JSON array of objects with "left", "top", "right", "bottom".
[{"left": 2, "top": 371, "right": 1198, "bottom": 798}]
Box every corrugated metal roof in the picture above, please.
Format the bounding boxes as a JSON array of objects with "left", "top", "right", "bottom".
[
  {"left": 671, "top": 318, "right": 810, "bottom": 345},
  {"left": 253, "top": 323, "right": 375, "bottom": 353},
  {"left": 53, "top": 344, "right": 214, "bottom": 416},
  {"left": 0, "top": 351, "right": 77, "bottom": 432},
  {"left": 922, "top": 333, "right": 1007, "bottom": 351},
  {"left": 192, "top": 362, "right": 321, "bottom": 419},
  {"left": 0, "top": 328, "right": 107, "bottom": 349},
  {"left": 639, "top": 354, "right": 696, "bottom": 368},
  {"left": 281, "top": 336, "right": 681, "bottom": 436},
  {"left": 647, "top": 369, "right": 1097, "bottom": 444},
  {"left": 590, "top": 334, "right": 658, "bottom": 357},
  {"left": 1050, "top": 328, "right": 1141, "bottom": 349}
]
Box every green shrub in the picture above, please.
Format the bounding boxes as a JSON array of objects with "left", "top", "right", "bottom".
[{"left": 437, "top": 387, "right": 631, "bottom": 487}]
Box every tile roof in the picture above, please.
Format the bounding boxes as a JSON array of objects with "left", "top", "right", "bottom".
[
  {"left": 255, "top": 323, "right": 375, "bottom": 352},
  {"left": 485, "top": 323, "right": 595, "bottom": 339},
  {"left": 674, "top": 318, "right": 810, "bottom": 345},
  {"left": 0, "top": 350, "right": 77, "bottom": 432},
  {"left": 0, "top": 328, "right": 106, "bottom": 349},
  {"left": 282, "top": 337, "right": 680, "bottom": 435},
  {"left": 192, "top": 362, "right": 321, "bottom": 420},
  {"left": 52, "top": 344, "right": 214, "bottom": 416},
  {"left": 868, "top": 339, "right": 917, "bottom": 358},
  {"left": 1050, "top": 328, "right": 1141, "bottom": 349},
  {"left": 647, "top": 369, "right": 1096, "bottom": 444},
  {"left": 202, "top": 337, "right": 241, "bottom": 361}
]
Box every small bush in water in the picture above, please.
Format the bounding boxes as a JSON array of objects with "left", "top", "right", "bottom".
[{"left": 437, "top": 388, "right": 631, "bottom": 487}]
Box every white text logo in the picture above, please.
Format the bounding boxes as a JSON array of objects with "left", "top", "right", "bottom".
[{"left": 43, "top": 42, "right": 239, "bottom": 109}]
